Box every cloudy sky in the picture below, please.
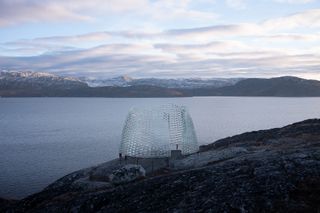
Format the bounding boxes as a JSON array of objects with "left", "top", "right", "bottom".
[{"left": 0, "top": 0, "right": 320, "bottom": 79}]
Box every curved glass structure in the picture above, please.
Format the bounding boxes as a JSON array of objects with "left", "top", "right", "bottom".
[{"left": 120, "top": 104, "right": 198, "bottom": 158}]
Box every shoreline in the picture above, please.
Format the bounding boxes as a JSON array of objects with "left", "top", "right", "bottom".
[{"left": 2, "top": 118, "right": 320, "bottom": 212}]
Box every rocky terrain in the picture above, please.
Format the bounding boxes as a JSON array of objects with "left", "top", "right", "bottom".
[{"left": 1, "top": 119, "right": 320, "bottom": 212}]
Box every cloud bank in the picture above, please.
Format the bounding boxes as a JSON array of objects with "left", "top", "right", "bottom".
[{"left": 0, "top": 1, "right": 319, "bottom": 80}]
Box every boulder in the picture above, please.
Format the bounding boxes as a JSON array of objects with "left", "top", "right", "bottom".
[{"left": 109, "top": 164, "right": 146, "bottom": 185}]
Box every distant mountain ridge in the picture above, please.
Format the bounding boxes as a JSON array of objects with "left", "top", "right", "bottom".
[
  {"left": 220, "top": 76, "right": 320, "bottom": 96},
  {"left": 1, "top": 71, "right": 320, "bottom": 97},
  {"left": 187, "top": 76, "right": 320, "bottom": 97},
  {"left": 79, "top": 75, "right": 133, "bottom": 87},
  {"left": 81, "top": 75, "right": 242, "bottom": 88},
  {"left": 0, "top": 71, "right": 87, "bottom": 89}
]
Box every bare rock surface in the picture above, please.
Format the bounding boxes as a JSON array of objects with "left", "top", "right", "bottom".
[
  {"left": 109, "top": 164, "right": 146, "bottom": 184},
  {"left": 172, "top": 147, "right": 249, "bottom": 170},
  {"left": 2, "top": 119, "right": 320, "bottom": 212}
]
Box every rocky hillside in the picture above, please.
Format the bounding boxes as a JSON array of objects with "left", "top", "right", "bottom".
[
  {"left": 2, "top": 119, "right": 320, "bottom": 212},
  {"left": 0, "top": 71, "right": 88, "bottom": 97},
  {"left": 187, "top": 76, "right": 320, "bottom": 97},
  {"left": 0, "top": 71, "right": 87, "bottom": 89},
  {"left": 216, "top": 76, "right": 320, "bottom": 96}
]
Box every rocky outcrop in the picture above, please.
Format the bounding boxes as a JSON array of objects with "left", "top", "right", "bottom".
[
  {"left": 0, "top": 198, "right": 17, "bottom": 212},
  {"left": 109, "top": 165, "right": 146, "bottom": 185},
  {"left": 200, "top": 118, "right": 320, "bottom": 151},
  {"left": 2, "top": 119, "right": 320, "bottom": 212}
]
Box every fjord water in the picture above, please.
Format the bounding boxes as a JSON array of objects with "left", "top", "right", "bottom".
[{"left": 1, "top": 97, "right": 320, "bottom": 199}]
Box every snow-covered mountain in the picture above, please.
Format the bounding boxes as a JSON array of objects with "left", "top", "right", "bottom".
[
  {"left": 1, "top": 71, "right": 320, "bottom": 97},
  {"left": 0, "top": 70, "right": 242, "bottom": 90},
  {"left": 82, "top": 75, "right": 242, "bottom": 88},
  {"left": 80, "top": 75, "right": 133, "bottom": 87},
  {"left": 132, "top": 77, "right": 242, "bottom": 88},
  {"left": 0, "top": 71, "right": 87, "bottom": 89}
]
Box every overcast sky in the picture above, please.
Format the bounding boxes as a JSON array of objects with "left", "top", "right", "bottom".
[{"left": 0, "top": 0, "right": 320, "bottom": 79}]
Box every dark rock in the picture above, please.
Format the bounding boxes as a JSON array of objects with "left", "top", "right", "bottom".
[
  {"left": 0, "top": 198, "right": 17, "bottom": 212},
  {"left": 200, "top": 118, "right": 320, "bottom": 151},
  {"left": 109, "top": 164, "right": 146, "bottom": 185}
]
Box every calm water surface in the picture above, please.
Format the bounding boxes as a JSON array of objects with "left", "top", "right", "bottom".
[{"left": 1, "top": 97, "right": 320, "bottom": 199}]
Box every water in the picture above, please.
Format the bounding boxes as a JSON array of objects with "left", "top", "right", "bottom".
[{"left": 0, "top": 97, "right": 319, "bottom": 199}]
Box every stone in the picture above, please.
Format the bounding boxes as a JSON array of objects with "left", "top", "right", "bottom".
[{"left": 109, "top": 164, "right": 146, "bottom": 185}]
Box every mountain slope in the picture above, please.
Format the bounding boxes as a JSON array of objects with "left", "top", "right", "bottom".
[
  {"left": 82, "top": 75, "right": 241, "bottom": 89},
  {"left": 219, "top": 76, "right": 320, "bottom": 96},
  {"left": 80, "top": 75, "right": 133, "bottom": 87},
  {"left": 0, "top": 71, "right": 87, "bottom": 90},
  {"left": 1, "top": 71, "right": 320, "bottom": 97},
  {"left": 0, "top": 71, "right": 89, "bottom": 97},
  {"left": 187, "top": 76, "right": 320, "bottom": 97}
]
